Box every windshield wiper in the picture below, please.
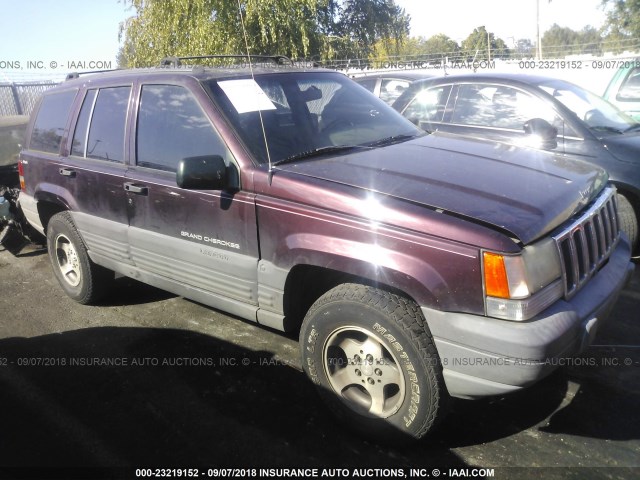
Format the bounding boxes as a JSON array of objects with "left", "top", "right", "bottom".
[
  {"left": 590, "top": 125, "right": 624, "bottom": 134},
  {"left": 366, "top": 133, "right": 418, "bottom": 147},
  {"left": 623, "top": 123, "right": 640, "bottom": 133},
  {"left": 272, "top": 145, "right": 363, "bottom": 167}
]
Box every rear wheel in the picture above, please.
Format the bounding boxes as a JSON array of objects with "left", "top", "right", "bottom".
[
  {"left": 300, "top": 283, "right": 448, "bottom": 441},
  {"left": 47, "top": 212, "right": 112, "bottom": 304},
  {"left": 617, "top": 193, "right": 638, "bottom": 255}
]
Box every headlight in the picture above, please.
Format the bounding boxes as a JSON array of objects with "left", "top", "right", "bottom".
[{"left": 483, "top": 238, "right": 564, "bottom": 321}]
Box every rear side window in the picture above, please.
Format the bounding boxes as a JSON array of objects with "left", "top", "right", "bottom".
[
  {"left": 86, "top": 87, "right": 130, "bottom": 162},
  {"left": 71, "top": 89, "right": 97, "bottom": 157},
  {"left": 402, "top": 85, "right": 452, "bottom": 124},
  {"left": 29, "top": 90, "right": 76, "bottom": 154},
  {"left": 617, "top": 67, "right": 640, "bottom": 101},
  {"left": 379, "top": 79, "right": 410, "bottom": 104},
  {"left": 136, "top": 84, "right": 229, "bottom": 172},
  {"left": 356, "top": 78, "right": 377, "bottom": 93}
]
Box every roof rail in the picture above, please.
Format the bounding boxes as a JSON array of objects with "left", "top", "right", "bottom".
[
  {"left": 159, "top": 54, "right": 293, "bottom": 68},
  {"left": 65, "top": 69, "right": 120, "bottom": 81}
]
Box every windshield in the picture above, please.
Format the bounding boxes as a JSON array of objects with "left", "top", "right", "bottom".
[
  {"left": 207, "top": 71, "right": 421, "bottom": 164},
  {"left": 536, "top": 79, "right": 638, "bottom": 134}
]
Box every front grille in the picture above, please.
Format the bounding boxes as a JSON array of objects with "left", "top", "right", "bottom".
[{"left": 552, "top": 186, "right": 619, "bottom": 299}]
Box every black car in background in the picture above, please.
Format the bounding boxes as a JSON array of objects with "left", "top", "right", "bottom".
[
  {"left": 352, "top": 71, "right": 434, "bottom": 104},
  {"left": 393, "top": 73, "right": 640, "bottom": 254}
]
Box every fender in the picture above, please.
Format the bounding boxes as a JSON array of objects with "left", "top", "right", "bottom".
[
  {"left": 260, "top": 230, "right": 484, "bottom": 316},
  {"left": 34, "top": 183, "right": 77, "bottom": 212}
]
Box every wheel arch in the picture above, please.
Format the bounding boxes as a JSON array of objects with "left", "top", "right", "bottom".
[
  {"left": 34, "top": 188, "right": 75, "bottom": 233},
  {"left": 281, "top": 257, "right": 444, "bottom": 333}
]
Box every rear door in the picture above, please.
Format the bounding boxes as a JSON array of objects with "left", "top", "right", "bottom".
[
  {"left": 125, "top": 80, "right": 260, "bottom": 314},
  {"left": 62, "top": 84, "right": 132, "bottom": 267}
]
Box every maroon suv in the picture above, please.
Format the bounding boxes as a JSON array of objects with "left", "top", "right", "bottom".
[{"left": 17, "top": 57, "right": 634, "bottom": 440}]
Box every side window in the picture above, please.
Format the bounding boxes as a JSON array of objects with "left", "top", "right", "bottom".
[
  {"left": 29, "top": 90, "right": 76, "bottom": 154},
  {"left": 86, "top": 87, "right": 130, "bottom": 162},
  {"left": 402, "top": 85, "right": 452, "bottom": 124},
  {"left": 379, "top": 79, "right": 411, "bottom": 104},
  {"left": 452, "top": 84, "right": 564, "bottom": 132},
  {"left": 356, "top": 78, "right": 377, "bottom": 93},
  {"left": 617, "top": 67, "right": 640, "bottom": 101},
  {"left": 137, "top": 84, "right": 230, "bottom": 172},
  {"left": 71, "top": 89, "right": 97, "bottom": 157}
]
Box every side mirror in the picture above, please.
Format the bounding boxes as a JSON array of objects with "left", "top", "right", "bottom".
[
  {"left": 523, "top": 118, "right": 558, "bottom": 149},
  {"left": 584, "top": 108, "right": 608, "bottom": 124},
  {"left": 177, "top": 155, "right": 227, "bottom": 190}
]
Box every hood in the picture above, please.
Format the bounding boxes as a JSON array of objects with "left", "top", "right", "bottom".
[
  {"left": 602, "top": 131, "right": 640, "bottom": 164},
  {"left": 280, "top": 133, "right": 608, "bottom": 244}
]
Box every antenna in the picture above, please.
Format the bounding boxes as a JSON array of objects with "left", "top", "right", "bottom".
[{"left": 236, "top": 0, "right": 274, "bottom": 184}]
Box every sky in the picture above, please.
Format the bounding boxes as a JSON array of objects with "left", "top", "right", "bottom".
[
  {"left": 394, "top": 0, "right": 607, "bottom": 45},
  {"left": 0, "top": 0, "right": 609, "bottom": 81}
]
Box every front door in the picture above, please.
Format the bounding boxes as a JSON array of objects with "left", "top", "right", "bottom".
[{"left": 125, "top": 82, "right": 260, "bottom": 317}]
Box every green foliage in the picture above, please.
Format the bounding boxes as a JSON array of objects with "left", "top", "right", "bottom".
[
  {"left": 118, "top": 0, "right": 410, "bottom": 67},
  {"left": 599, "top": 0, "right": 640, "bottom": 53},
  {"left": 371, "top": 33, "right": 459, "bottom": 63},
  {"left": 119, "top": 0, "right": 231, "bottom": 66},
  {"left": 119, "top": 0, "right": 329, "bottom": 66},
  {"left": 338, "top": 0, "right": 410, "bottom": 58},
  {"left": 541, "top": 24, "right": 603, "bottom": 57},
  {"left": 602, "top": 0, "right": 640, "bottom": 38},
  {"left": 422, "top": 34, "right": 460, "bottom": 57},
  {"left": 460, "top": 26, "right": 511, "bottom": 60}
]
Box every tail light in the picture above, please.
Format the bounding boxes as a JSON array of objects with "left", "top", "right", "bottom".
[{"left": 18, "top": 160, "right": 25, "bottom": 191}]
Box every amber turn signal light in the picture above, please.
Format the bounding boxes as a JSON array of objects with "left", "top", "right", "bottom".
[{"left": 483, "top": 252, "right": 511, "bottom": 299}]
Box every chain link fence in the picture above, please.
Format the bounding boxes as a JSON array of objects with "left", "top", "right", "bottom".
[
  {"left": 0, "top": 81, "right": 59, "bottom": 116},
  {"left": 318, "top": 37, "right": 640, "bottom": 71}
]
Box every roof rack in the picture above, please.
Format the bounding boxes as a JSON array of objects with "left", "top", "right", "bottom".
[
  {"left": 159, "top": 54, "right": 293, "bottom": 68},
  {"left": 65, "top": 69, "right": 120, "bottom": 81}
]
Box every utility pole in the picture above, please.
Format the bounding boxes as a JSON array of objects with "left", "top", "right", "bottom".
[{"left": 536, "top": 0, "right": 542, "bottom": 59}]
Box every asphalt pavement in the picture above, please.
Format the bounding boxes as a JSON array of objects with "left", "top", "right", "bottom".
[{"left": 0, "top": 244, "right": 639, "bottom": 480}]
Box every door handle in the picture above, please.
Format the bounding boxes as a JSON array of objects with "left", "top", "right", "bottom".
[
  {"left": 124, "top": 182, "right": 148, "bottom": 195},
  {"left": 59, "top": 168, "right": 76, "bottom": 178}
]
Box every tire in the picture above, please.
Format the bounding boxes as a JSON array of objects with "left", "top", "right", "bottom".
[
  {"left": 300, "top": 283, "right": 448, "bottom": 441},
  {"left": 46, "top": 212, "right": 113, "bottom": 304},
  {"left": 617, "top": 193, "right": 638, "bottom": 254}
]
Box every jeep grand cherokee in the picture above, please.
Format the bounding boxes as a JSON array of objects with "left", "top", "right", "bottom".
[{"left": 18, "top": 57, "right": 634, "bottom": 440}]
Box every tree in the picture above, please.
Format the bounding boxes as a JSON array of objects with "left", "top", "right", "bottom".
[
  {"left": 369, "top": 34, "right": 459, "bottom": 64},
  {"left": 119, "top": 0, "right": 331, "bottom": 67},
  {"left": 460, "top": 26, "right": 511, "bottom": 60},
  {"left": 337, "top": 0, "right": 411, "bottom": 59},
  {"left": 516, "top": 38, "right": 534, "bottom": 58},
  {"left": 118, "top": 0, "right": 411, "bottom": 67},
  {"left": 541, "top": 24, "right": 603, "bottom": 57},
  {"left": 541, "top": 24, "right": 579, "bottom": 57},
  {"left": 602, "top": 0, "right": 640, "bottom": 39},
  {"left": 422, "top": 34, "right": 460, "bottom": 57}
]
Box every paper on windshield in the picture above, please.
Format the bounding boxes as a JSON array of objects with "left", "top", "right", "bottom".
[{"left": 218, "top": 79, "right": 277, "bottom": 114}]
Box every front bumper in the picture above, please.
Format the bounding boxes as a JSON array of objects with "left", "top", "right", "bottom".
[{"left": 423, "top": 237, "right": 634, "bottom": 399}]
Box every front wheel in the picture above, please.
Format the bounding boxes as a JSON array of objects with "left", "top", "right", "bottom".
[
  {"left": 46, "top": 212, "right": 112, "bottom": 304},
  {"left": 300, "top": 283, "right": 448, "bottom": 441}
]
